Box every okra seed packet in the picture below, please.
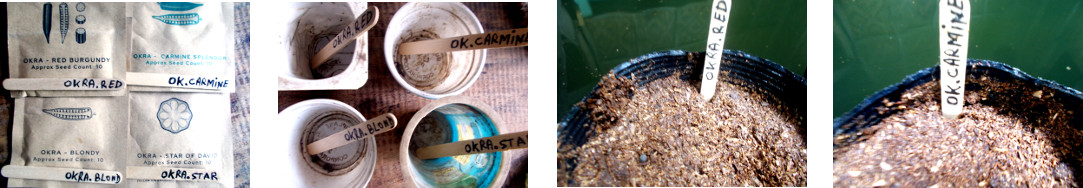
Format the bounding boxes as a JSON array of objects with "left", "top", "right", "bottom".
[
  {"left": 5, "top": 2, "right": 240, "bottom": 187},
  {"left": 123, "top": 2, "right": 238, "bottom": 187},
  {"left": 6, "top": 2, "right": 128, "bottom": 97},
  {"left": 127, "top": 2, "right": 236, "bottom": 92},
  {"left": 8, "top": 96, "right": 129, "bottom": 187},
  {"left": 126, "top": 92, "right": 234, "bottom": 187}
]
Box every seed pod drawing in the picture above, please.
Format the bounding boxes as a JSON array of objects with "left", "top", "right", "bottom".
[
  {"left": 152, "top": 13, "right": 202, "bottom": 26},
  {"left": 59, "top": 3, "right": 69, "bottom": 44},
  {"left": 157, "top": 98, "right": 193, "bottom": 134},
  {"left": 43, "top": 3, "right": 52, "bottom": 43},
  {"left": 76, "top": 15, "right": 85, "bottom": 24},
  {"left": 76, "top": 28, "right": 86, "bottom": 44},
  {"left": 43, "top": 107, "right": 94, "bottom": 120},
  {"left": 157, "top": 2, "right": 203, "bottom": 11}
]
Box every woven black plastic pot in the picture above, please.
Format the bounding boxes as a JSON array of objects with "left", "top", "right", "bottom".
[
  {"left": 834, "top": 60, "right": 1083, "bottom": 144},
  {"left": 557, "top": 50, "right": 806, "bottom": 184},
  {"left": 833, "top": 59, "right": 1083, "bottom": 184}
]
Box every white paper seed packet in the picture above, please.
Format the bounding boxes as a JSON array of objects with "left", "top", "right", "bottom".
[
  {"left": 126, "top": 2, "right": 236, "bottom": 92},
  {"left": 4, "top": 2, "right": 241, "bottom": 187},
  {"left": 125, "top": 92, "right": 234, "bottom": 187},
  {"left": 5, "top": 2, "right": 128, "bottom": 97},
  {"left": 7, "top": 96, "right": 129, "bottom": 187},
  {"left": 120, "top": 3, "right": 238, "bottom": 187}
]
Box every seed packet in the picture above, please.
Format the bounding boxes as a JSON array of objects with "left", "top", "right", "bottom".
[
  {"left": 7, "top": 96, "right": 129, "bottom": 187},
  {"left": 126, "top": 2, "right": 236, "bottom": 92},
  {"left": 125, "top": 92, "right": 234, "bottom": 187},
  {"left": 6, "top": 2, "right": 128, "bottom": 97}
]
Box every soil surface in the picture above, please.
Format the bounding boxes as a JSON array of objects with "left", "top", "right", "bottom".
[
  {"left": 834, "top": 74, "right": 1082, "bottom": 187},
  {"left": 559, "top": 69, "right": 806, "bottom": 186}
]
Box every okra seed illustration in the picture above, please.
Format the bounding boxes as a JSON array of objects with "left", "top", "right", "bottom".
[
  {"left": 43, "top": 3, "right": 51, "bottom": 43},
  {"left": 59, "top": 2, "right": 69, "bottom": 44},
  {"left": 76, "top": 15, "right": 85, "bottom": 24},
  {"left": 43, "top": 107, "right": 94, "bottom": 120},
  {"left": 157, "top": 98, "right": 193, "bottom": 134},
  {"left": 152, "top": 13, "right": 202, "bottom": 25},
  {"left": 76, "top": 28, "right": 86, "bottom": 44},
  {"left": 157, "top": 2, "right": 203, "bottom": 11},
  {"left": 76, "top": 2, "right": 86, "bottom": 12}
]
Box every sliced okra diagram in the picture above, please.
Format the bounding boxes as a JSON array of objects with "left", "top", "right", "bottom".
[
  {"left": 157, "top": 98, "right": 193, "bottom": 134},
  {"left": 76, "top": 2, "right": 86, "bottom": 44}
]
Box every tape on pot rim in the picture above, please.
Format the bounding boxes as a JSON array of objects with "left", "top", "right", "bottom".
[
  {"left": 384, "top": 2, "right": 486, "bottom": 99},
  {"left": 276, "top": 99, "right": 377, "bottom": 187},
  {"left": 557, "top": 50, "right": 806, "bottom": 181},
  {"left": 833, "top": 59, "right": 1083, "bottom": 148},
  {"left": 277, "top": 2, "right": 371, "bottom": 90},
  {"left": 400, "top": 96, "right": 511, "bottom": 188}
]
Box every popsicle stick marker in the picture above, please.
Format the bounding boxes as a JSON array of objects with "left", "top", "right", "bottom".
[
  {"left": 415, "top": 131, "right": 527, "bottom": 160},
  {"left": 306, "top": 113, "right": 397, "bottom": 155},
  {"left": 1, "top": 165, "right": 123, "bottom": 184},
  {"left": 701, "top": 0, "right": 731, "bottom": 101},
  {"left": 309, "top": 6, "right": 380, "bottom": 70},
  {"left": 398, "top": 28, "right": 528, "bottom": 55},
  {"left": 939, "top": 0, "right": 969, "bottom": 119}
]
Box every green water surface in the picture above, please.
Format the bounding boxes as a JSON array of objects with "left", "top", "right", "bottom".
[
  {"left": 834, "top": 1, "right": 1083, "bottom": 117},
  {"left": 558, "top": 0, "right": 808, "bottom": 120}
]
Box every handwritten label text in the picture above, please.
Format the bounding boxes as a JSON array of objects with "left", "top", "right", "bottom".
[{"left": 939, "top": 0, "right": 969, "bottom": 118}]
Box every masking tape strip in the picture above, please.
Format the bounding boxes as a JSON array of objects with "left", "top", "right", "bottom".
[
  {"left": 1, "top": 165, "right": 123, "bottom": 184},
  {"left": 125, "top": 166, "right": 222, "bottom": 182},
  {"left": 3, "top": 78, "right": 124, "bottom": 91},
  {"left": 126, "top": 72, "right": 235, "bottom": 92}
]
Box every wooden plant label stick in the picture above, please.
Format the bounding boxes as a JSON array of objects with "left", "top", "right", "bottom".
[
  {"left": 701, "top": 0, "right": 731, "bottom": 100},
  {"left": 306, "top": 113, "right": 397, "bottom": 155},
  {"left": 309, "top": 6, "right": 379, "bottom": 69},
  {"left": 126, "top": 166, "right": 221, "bottom": 182},
  {"left": 939, "top": 0, "right": 969, "bottom": 119},
  {"left": 3, "top": 78, "right": 124, "bottom": 91},
  {"left": 415, "top": 131, "right": 527, "bottom": 160},
  {"left": 398, "top": 28, "right": 528, "bottom": 55},
  {"left": 1, "top": 165, "right": 123, "bottom": 184}
]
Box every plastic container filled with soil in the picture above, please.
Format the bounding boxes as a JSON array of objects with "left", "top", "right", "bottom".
[
  {"left": 557, "top": 50, "right": 807, "bottom": 186},
  {"left": 834, "top": 60, "right": 1083, "bottom": 187}
]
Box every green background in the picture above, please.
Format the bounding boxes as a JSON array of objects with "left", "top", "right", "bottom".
[
  {"left": 834, "top": 1, "right": 1083, "bottom": 117},
  {"left": 557, "top": 0, "right": 808, "bottom": 120}
]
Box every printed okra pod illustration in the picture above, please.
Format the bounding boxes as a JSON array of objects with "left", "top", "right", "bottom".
[
  {"left": 153, "top": 13, "right": 202, "bottom": 25},
  {"left": 42, "top": 107, "right": 95, "bottom": 120},
  {"left": 42, "top": 3, "right": 51, "bottom": 43},
  {"left": 158, "top": 2, "right": 203, "bottom": 11},
  {"left": 59, "top": 2, "right": 69, "bottom": 43}
]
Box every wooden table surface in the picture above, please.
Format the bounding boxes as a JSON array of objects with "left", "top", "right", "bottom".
[{"left": 277, "top": 2, "right": 529, "bottom": 187}]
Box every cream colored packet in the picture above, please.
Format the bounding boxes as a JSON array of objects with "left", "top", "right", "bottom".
[
  {"left": 5, "top": 2, "right": 129, "bottom": 97},
  {"left": 7, "top": 96, "right": 129, "bottom": 187},
  {"left": 125, "top": 92, "right": 234, "bottom": 187},
  {"left": 126, "top": 2, "right": 236, "bottom": 92}
]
